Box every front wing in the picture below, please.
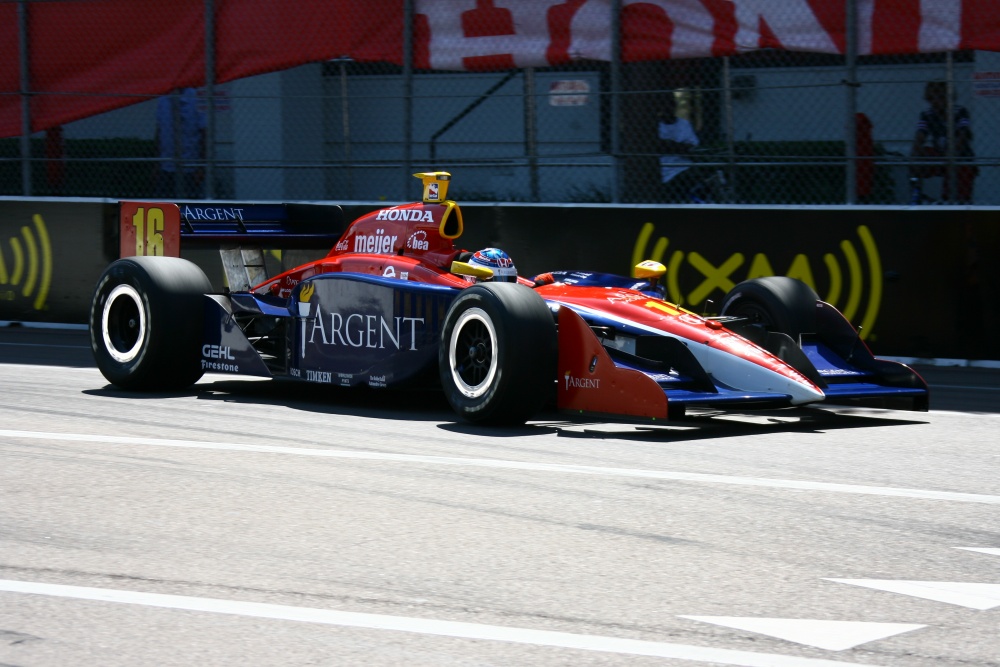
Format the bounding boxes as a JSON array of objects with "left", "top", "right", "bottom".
[{"left": 555, "top": 305, "right": 928, "bottom": 421}]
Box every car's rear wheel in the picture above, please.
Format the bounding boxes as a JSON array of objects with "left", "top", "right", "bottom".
[
  {"left": 90, "top": 256, "right": 212, "bottom": 390},
  {"left": 720, "top": 276, "right": 819, "bottom": 341},
  {"left": 439, "top": 283, "right": 556, "bottom": 425}
]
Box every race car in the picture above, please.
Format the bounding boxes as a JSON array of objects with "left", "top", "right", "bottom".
[{"left": 89, "top": 172, "right": 928, "bottom": 425}]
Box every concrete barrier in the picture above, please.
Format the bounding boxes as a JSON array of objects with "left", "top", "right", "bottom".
[{"left": 1, "top": 197, "right": 996, "bottom": 360}]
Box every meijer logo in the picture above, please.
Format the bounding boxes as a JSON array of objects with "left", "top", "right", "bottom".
[{"left": 354, "top": 229, "right": 399, "bottom": 254}]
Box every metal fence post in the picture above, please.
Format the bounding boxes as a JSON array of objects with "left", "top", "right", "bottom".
[
  {"left": 945, "top": 51, "right": 956, "bottom": 201},
  {"left": 403, "top": 0, "right": 414, "bottom": 199},
  {"left": 338, "top": 58, "right": 354, "bottom": 199},
  {"left": 172, "top": 90, "right": 183, "bottom": 196},
  {"left": 722, "top": 56, "right": 735, "bottom": 200},
  {"left": 610, "top": 0, "right": 622, "bottom": 203},
  {"left": 204, "top": 0, "right": 216, "bottom": 199},
  {"left": 18, "top": 0, "right": 32, "bottom": 196},
  {"left": 844, "top": 0, "right": 858, "bottom": 204},
  {"left": 524, "top": 68, "right": 539, "bottom": 201}
]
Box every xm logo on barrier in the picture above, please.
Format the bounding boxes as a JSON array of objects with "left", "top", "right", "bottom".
[
  {"left": 0, "top": 214, "right": 52, "bottom": 311},
  {"left": 632, "top": 223, "right": 883, "bottom": 340}
]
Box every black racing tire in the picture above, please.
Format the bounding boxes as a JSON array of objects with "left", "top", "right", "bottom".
[
  {"left": 89, "top": 256, "right": 213, "bottom": 391},
  {"left": 720, "top": 276, "right": 819, "bottom": 341},
  {"left": 439, "top": 283, "right": 557, "bottom": 425}
]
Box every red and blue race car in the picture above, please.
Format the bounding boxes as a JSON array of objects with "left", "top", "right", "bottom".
[{"left": 90, "top": 172, "right": 928, "bottom": 425}]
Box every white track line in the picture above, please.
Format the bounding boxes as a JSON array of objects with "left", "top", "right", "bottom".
[
  {"left": 0, "top": 342, "right": 89, "bottom": 349},
  {"left": 931, "top": 384, "right": 1000, "bottom": 392},
  {"left": 0, "top": 579, "right": 877, "bottom": 667},
  {"left": 2, "top": 429, "right": 999, "bottom": 505}
]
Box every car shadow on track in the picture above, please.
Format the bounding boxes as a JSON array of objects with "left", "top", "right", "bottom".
[
  {"left": 86, "top": 378, "right": 930, "bottom": 442},
  {"left": 87, "top": 377, "right": 460, "bottom": 422},
  {"left": 544, "top": 406, "right": 929, "bottom": 442},
  {"left": 88, "top": 377, "right": 566, "bottom": 439}
]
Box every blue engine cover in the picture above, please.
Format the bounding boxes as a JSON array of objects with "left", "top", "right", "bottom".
[{"left": 290, "top": 274, "right": 458, "bottom": 388}]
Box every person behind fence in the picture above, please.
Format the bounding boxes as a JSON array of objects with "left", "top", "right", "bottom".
[
  {"left": 909, "top": 80, "right": 978, "bottom": 204},
  {"left": 155, "top": 87, "right": 206, "bottom": 198},
  {"left": 656, "top": 93, "right": 700, "bottom": 202}
]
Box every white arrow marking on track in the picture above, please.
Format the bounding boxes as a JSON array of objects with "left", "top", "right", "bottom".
[
  {"left": 955, "top": 547, "right": 1000, "bottom": 557},
  {"left": 678, "top": 616, "right": 925, "bottom": 651},
  {"left": 827, "top": 580, "right": 1000, "bottom": 610},
  {"left": 0, "top": 579, "right": 880, "bottom": 667}
]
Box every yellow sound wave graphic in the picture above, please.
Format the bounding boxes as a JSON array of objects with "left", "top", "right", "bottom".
[
  {"left": 0, "top": 214, "right": 53, "bottom": 311},
  {"left": 631, "top": 223, "right": 883, "bottom": 339},
  {"left": 818, "top": 226, "right": 881, "bottom": 336}
]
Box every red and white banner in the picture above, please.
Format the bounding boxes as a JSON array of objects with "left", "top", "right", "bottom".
[
  {"left": 2, "top": 0, "right": 999, "bottom": 138},
  {"left": 417, "top": 0, "right": 1000, "bottom": 68}
]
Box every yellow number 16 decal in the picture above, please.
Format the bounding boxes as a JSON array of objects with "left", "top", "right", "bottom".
[
  {"left": 118, "top": 202, "right": 180, "bottom": 258},
  {"left": 132, "top": 207, "right": 164, "bottom": 256}
]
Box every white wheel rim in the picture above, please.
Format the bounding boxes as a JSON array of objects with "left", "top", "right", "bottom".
[
  {"left": 102, "top": 284, "right": 146, "bottom": 364},
  {"left": 448, "top": 307, "right": 498, "bottom": 399}
]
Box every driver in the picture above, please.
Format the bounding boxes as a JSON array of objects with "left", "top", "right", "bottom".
[{"left": 467, "top": 247, "right": 518, "bottom": 282}]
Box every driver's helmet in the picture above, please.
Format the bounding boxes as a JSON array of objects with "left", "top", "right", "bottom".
[{"left": 468, "top": 247, "right": 518, "bottom": 282}]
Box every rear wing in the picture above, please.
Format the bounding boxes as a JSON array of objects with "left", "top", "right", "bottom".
[
  {"left": 119, "top": 201, "right": 345, "bottom": 256},
  {"left": 119, "top": 201, "right": 346, "bottom": 290}
]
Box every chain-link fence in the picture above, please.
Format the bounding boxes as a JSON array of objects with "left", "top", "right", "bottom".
[{"left": 3, "top": 1, "right": 997, "bottom": 206}]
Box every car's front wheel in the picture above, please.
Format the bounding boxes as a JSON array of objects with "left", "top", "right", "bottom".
[
  {"left": 720, "top": 276, "right": 819, "bottom": 341},
  {"left": 90, "top": 256, "right": 212, "bottom": 390},
  {"left": 439, "top": 283, "right": 556, "bottom": 425}
]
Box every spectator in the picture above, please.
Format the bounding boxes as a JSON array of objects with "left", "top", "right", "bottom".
[
  {"left": 155, "top": 87, "right": 205, "bottom": 199},
  {"left": 657, "top": 93, "right": 700, "bottom": 202},
  {"left": 909, "top": 80, "right": 977, "bottom": 204}
]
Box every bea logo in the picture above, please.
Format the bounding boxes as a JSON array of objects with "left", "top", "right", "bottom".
[{"left": 407, "top": 231, "right": 429, "bottom": 251}]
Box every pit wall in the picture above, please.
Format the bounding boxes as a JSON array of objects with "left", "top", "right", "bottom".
[{"left": 1, "top": 198, "right": 997, "bottom": 361}]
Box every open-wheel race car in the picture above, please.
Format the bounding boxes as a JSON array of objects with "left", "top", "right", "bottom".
[{"left": 90, "top": 172, "right": 928, "bottom": 425}]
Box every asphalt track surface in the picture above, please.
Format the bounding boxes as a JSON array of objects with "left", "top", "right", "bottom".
[{"left": 2, "top": 327, "right": 999, "bottom": 667}]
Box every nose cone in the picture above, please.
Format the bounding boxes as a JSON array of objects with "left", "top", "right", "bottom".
[
  {"left": 692, "top": 327, "right": 825, "bottom": 405},
  {"left": 779, "top": 373, "right": 826, "bottom": 405},
  {"left": 686, "top": 342, "right": 826, "bottom": 406},
  {"left": 728, "top": 359, "right": 825, "bottom": 405}
]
